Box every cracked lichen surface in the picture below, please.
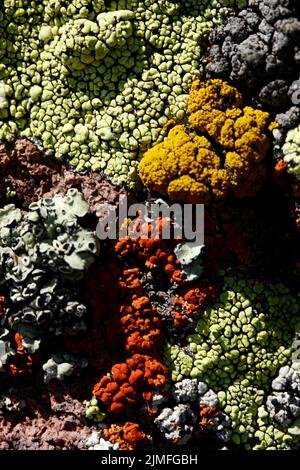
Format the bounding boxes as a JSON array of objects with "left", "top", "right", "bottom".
[
  {"left": 0, "top": 0, "right": 240, "bottom": 186},
  {"left": 163, "top": 275, "right": 300, "bottom": 449}
]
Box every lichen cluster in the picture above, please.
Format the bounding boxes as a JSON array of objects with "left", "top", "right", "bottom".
[
  {"left": 0, "top": 0, "right": 237, "bottom": 185},
  {"left": 164, "top": 275, "right": 300, "bottom": 449},
  {"left": 86, "top": 216, "right": 238, "bottom": 448},
  {"left": 282, "top": 125, "right": 300, "bottom": 180},
  {"left": 1, "top": 0, "right": 300, "bottom": 454},
  {"left": 139, "top": 79, "right": 273, "bottom": 203},
  {"left": 202, "top": 0, "right": 300, "bottom": 195},
  {"left": 0, "top": 188, "right": 99, "bottom": 378},
  {"left": 205, "top": 0, "right": 300, "bottom": 113}
]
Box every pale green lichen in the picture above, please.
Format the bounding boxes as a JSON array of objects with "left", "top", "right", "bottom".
[
  {"left": 42, "top": 352, "right": 88, "bottom": 383},
  {"left": 163, "top": 344, "right": 193, "bottom": 382},
  {"left": 164, "top": 275, "right": 300, "bottom": 449},
  {"left": 0, "top": 0, "right": 241, "bottom": 186},
  {"left": 84, "top": 397, "right": 106, "bottom": 423},
  {"left": 282, "top": 124, "right": 300, "bottom": 181},
  {"left": 217, "top": 384, "right": 300, "bottom": 449}
]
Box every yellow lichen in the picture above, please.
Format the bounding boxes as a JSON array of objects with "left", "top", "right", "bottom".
[{"left": 139, "top": 79, "right": 272, "bottom": 204}]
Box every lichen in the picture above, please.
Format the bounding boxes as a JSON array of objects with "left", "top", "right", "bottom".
[
  {"left": 165, "top": 274, "right": 300, "bottom": 449},
  {"left": 139, "top": 79, "right": 272, "bottom": 203},
  {"left": 203, "top": 0, "right": 300, "bottom": 170},
  {"left": 0, "top": 189, "right": 99, "bottom": 346},
  {"left": 42, "top": 353, "right": 88, "bottom": 383},
  {"left": 205, "top": 0, "right": 300, "bottom": 126},
  {"left": 282, "top": 124, "right": 300, "bottom": 180},
  {"left": 0, "top": 0, "right": 237, "bottom": 186}
]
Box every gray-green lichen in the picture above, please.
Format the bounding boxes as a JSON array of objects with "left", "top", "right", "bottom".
[
  {"left": 163, "top": 275, "right": 300, "bottom": 449},
  {"left": 0, "top": 0, "right": 241, "bottom": 186},
  {"left": 0, "top": 188, "right": 99, "bottom": 337},
  {"left": 42, "top": 352, "right": 88, "bottom": 382}
]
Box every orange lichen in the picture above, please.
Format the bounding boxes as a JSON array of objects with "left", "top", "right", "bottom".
[
  {"left": 163, "top": 118, "right": 177, "bottom": 133},
  {"left": 93, "top": 354, "right": 168, "bottom": 414},
  {"left": 199, "top": 405, "right": 221, "bottom": 429},
  {"left": 120, "top": 295, "right": 161, "bottom": 354},
  {"left": 119, "top": 268, "right": 143, "bottom": 293},
  {"left": 139, "top": 79, "right": 272, "bottom": 203},
  {"left": 91, "top": 215, "right": 188, "bottom": 417},
  {"left": 116, "top": 216, "right": 183, "bottom": 285},
  {"left": 8, "top": 333, "right": 33, "bottom": 377},
  {"left": 103, "top": 422, "right": 151, "bottom": 450},
  {"left": 275, "top": 160, "right": 288, "bottom": 176},
  {"left": 171, "top": 283, "right": 219, "bottom": 328},
  {"left": 117, "top": 252, "right": 163, "bottom": 355}
]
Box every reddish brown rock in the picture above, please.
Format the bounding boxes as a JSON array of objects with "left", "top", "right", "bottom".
[
  {"left": 0, "top": 139, "right": 135, "bottom": 218},
  {"left": 0, "top": 384, "right": 97, "bottom": 450},
  {"left": 0, "top": 139, "right": 61, "bottom": 208}
]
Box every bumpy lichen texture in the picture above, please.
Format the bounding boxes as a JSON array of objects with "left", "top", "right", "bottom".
[
  {"left": 164, "top": 275, "right": 300, "bottom": 449},
  {"left": 154, "top": 378, "right": 232, "bottom": 445},
  {"left": 282, "top": 124, "right": 300, "bottom": 180},
  {"left": 0, "top": 0, "right": 238, "bottom": 186},
  {"left": 204, "top": 0, "right": 300, "bottom": 162},
  {"left": 0, "top": 189, "right": 99, "bottom": 340},
  {"left": 86, "top": 422, "right": 152, "bottom": 450},
  {"left": 205, "top": 0, "right": 300, "bottom": 121},
  {"left": 139, "top": 79, "right": 272, "bottom": 203}
]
